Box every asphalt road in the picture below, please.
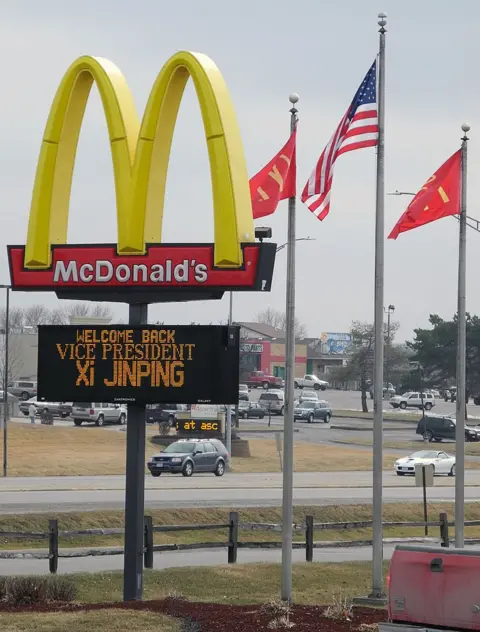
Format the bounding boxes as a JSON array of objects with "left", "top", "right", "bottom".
[
  {"left": 2, "top": 471, "right": 480, "bottom": 514},
  {"left": 0, "top": 543, "right": 409, "bottom": 576}
]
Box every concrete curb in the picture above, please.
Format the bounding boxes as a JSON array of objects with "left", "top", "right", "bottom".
[{"left": 330, "top": 425, "right": 408, "bottom": 432}]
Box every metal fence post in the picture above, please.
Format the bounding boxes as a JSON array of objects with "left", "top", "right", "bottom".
[
  {"left": 228, "top": 511, "right": 239, "bottom": 563},
  {"left": 144, "top": 516, "right": 153, "bottom": 569},
  {"left": 440, "top": 512, "right": 450, "bottom": 548},
  {"left": 305, "top": 515, "right": 313, "bottom": 562},
  {"left": 49, "top": 519, "right": 58, "bottom": 574}
]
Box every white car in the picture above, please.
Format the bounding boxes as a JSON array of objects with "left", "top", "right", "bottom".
[
  {"left": 389, "top": 391, "right": 435, "bottom": 411},
  {"left": 394, "top": 450, "right": 455, "bottom": 477}
]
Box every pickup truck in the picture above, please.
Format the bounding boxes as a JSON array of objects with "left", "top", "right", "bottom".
[
  {"left": 245, "top": 371, "right": 283, "bottom": 390},
  {"left": 294, "top": 375, "right": 329, "bottom": 391}
]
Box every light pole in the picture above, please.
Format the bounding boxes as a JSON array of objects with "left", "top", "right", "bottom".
[
  {"left": 384, "top": 305, "right": 395, "bottom": 392},
  {"left": 0, "top": 285, "right": 10, "bottom": 478}
]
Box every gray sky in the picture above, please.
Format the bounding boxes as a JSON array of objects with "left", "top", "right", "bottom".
[{"left": 0, "top": 0, "right": 479, "bottom": 342}]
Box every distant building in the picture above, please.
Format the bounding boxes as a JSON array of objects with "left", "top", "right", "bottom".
[{"left": 235, "top": 321, "right": 307, "bottom": 379}]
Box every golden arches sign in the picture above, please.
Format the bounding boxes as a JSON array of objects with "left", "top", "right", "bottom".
[{"left": 25, "top": 51, "right": 255, "bottom": 270}]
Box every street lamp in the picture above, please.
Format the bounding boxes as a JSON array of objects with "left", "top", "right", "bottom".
[
  {"left": 384, "top": 304, "right": 395, "bottom": 392},
  {"left": 225, "top": 237, "right": 316, "bottom": 463},
  {"left": 0, "top": 284, "right": 10, "bottom": 477}
]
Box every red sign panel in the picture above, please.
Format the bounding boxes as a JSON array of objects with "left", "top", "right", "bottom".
[{"left": 8, "top": 243, "right": 276, "bottom": 303}]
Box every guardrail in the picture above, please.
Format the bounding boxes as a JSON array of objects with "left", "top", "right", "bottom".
[{"left": 0, "top": 511, "right": 475, "bottom": 574}]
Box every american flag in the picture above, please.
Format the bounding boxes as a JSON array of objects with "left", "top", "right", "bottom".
[{"left": 301, "top": 60, "right": 378, "bottom": 220}]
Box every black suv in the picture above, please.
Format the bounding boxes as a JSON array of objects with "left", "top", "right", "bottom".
[
  {"left": 416, "top": 415, "right": 480, "bottom": 442},
  {"left": 147, "top": 438, "right": 228, "bottom": 477}
]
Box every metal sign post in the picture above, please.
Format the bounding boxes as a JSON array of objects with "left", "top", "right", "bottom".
[{"left": 415, "top": 463, "right": 434, "bottom": 537}]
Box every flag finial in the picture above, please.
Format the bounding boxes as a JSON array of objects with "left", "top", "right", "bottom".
[
  {"left": 289, "top": 93, "right": 299, "bottom": 104},
  {"left": 461, "top": 123, "right": 471, "bottom": 140},
  {"left": 378, "top": 12, "right": 387, "bottom": 31}
]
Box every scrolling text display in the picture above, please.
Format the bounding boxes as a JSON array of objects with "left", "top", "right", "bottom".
[{"left": 56, "top": 329, "right": 195, "bottom": 389}]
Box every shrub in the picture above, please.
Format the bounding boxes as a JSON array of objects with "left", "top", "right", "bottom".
[
  {"left": 0, "top": 577, "right": 6, "bottom": 601},
  {"left": 5, "top": 576, "right": 47, "bottom": 606},
  {"left": 46, "top": 576, "right": 77, "bottom": 602}
]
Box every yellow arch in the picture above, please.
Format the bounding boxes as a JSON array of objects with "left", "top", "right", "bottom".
[
  {"left": 24, "top": 51, "right": 254, "bottom": 270},
  {"left": 25, "top": 56, "right": 140, "bottom": 269}
]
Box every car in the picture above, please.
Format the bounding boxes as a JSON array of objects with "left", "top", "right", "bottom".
[
  {"left": 294, "top": 400, "right": 332, "bottom": 423},
  {"left": 294, "top": 375, "right": 329, "bottom": 390},
  {"left": 444, "top": 386, "right": 457, "bottom": 402},
  {"left": 245, "top": 371, "right": 283, "bottom": 390},
  {"left": 258, "top": 390, "right": 285, "bottom": 415},
  {"left": 389, "top": 391, "right": 435, "bottom": 411},
  {"left": 0, "top": 391, "right": 17, "bottom": 402},
  {"left": 298, "top": 390, "right": 318, "bottom": 404},
  {"left": 71, "top": 402, "right": 127, "bottom": 426},
  {"left": 7, "top": 380, "right": 37, "bottom": 401},
  {"left": 394, "top": 450, "right": 456, "bottom": 477},
  {"left": 145, "top": 404, "right": 188, "bottom": 425},
  {"left": 238, "top": 385, "right": 250, "bottom": 402},
  {"left": 235, "top": 402, "right": 265, "bottom": 419},
  {"left": 416, "top": 415, "right": 480, "bottom": 442},
  {"left": 147, "top": 438, "right": 228, "bottom": 477},
  {"left": 19, "top": 399, "right": 72, "bottom": 418}
]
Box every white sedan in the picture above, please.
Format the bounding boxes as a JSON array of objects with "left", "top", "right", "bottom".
[{"left": 394, "top": 450, "right": 456, "bottom": 477}]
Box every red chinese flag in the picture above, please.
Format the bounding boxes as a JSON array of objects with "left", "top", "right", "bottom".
[
  {"left": 388, "top": 150, "right": 461, "bottom": 239},
  {"left": 249, "top": 129, "right": 297, "bottom": 219}
]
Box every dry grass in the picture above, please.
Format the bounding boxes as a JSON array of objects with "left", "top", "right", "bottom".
[
  {"left": 3, "top": 424, "right": 397, "bottom": 476},
  {"left": 0, "top": 609, "right": 180, "bottom": 631},
  {"left": 0, "top": 502, "right": 470, "bottom": 550},
  {"left": 231, "top": 439, "right": 396, "bottom": 473},
  {"left": 73, "top": 562, "right": 384, "bottom": 604}
]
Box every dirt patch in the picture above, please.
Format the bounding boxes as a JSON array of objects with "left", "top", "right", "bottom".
[{"left": 0, "top": 599, "right": 386, "bottom": 631}]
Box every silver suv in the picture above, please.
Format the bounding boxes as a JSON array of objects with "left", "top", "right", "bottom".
[
  {"left": 7, "top": 380, "right": 37, "bottom": 401},
  {"left": 258, "top": 390, "right": 285, "bottom": 415},
  {"left": 71, "top": 402, "right": 127, "bottom": 426}
]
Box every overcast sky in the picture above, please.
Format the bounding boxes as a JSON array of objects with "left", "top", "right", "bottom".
[{"left": 0, "top": 0, "right": 479, "bottom": 342}]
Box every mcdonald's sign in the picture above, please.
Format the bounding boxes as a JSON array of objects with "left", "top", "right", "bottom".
[{"left": 8, "top": 51, "right": 276, "bottom": 302}]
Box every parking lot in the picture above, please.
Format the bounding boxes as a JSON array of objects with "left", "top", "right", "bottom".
[{"left": 247, "top": 387, "right": 480, "bottom": 418}]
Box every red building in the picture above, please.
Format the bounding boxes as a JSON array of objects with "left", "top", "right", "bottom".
[{"left": 237, "top": 322, "right": 307, "bottom": 380}]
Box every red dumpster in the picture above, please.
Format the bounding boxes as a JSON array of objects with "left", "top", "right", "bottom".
[{"left": 388, "top": 545, "right": 480, "bottom": 630}]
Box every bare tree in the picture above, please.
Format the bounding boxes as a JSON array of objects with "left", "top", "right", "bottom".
[
  {"left": 23, "top": 304, "right": 49, "bottom": 332},
  {"left": 256, "top": 307, "right": 308, "bottom": 339},
  {"left": 49, "top": 307, "right": 67, "bottom": 325},
  {"left": 0, "top": 307, "right": 24, "bottom": 332},
  {"left": 90, "top": 304, "right": 113, "bottom": 320}
]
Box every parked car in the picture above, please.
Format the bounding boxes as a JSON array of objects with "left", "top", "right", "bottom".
[
  {"left": 235, "top": 402, "right": 265, "bottom": 419},
  {"left": 294, "top": 375, "right": 329, "bottom": 390},
  {"left": 245, "top": 371, "right": 283, "bottom": 390},
  {"left": 294, "top": 400, "right": 332, "bottom": 423},
  {"left": 258, "top": 390, "right": 285, "bottom": 415},
  {"left": 416, "top": 415, "right": 480, "bottom": 442},
  {"left": 238, "top": 385, "right": 250, "bottom": 402},
  {"left": 71, "top": 402, "right": 127, "bottom": 426},
  {"left": 390, "top": 391, "right": 435, "bottom": 411},
  {"left": 298, "top": 390, "right": 318, "bottom": 404},
  {"left": 147, "top": 438, "right": 228, "bottom": 477},
  {"left": 7, "top": 380, "right": 37, "bottom": 401},
  {"left": 394, "top": 450, "right": 456, "bottom": 477},
  {"left": 444, "top": 386, "right": 457, "bottom": 402},
  {"left": 145, "top": 404, "right": 188, "bottom": 425},
  {"left": 19, "top": 399, "right": 72, "bottom": 418},
  {"left": 0, "top": 390, "right": 17, "bottom": 402}
]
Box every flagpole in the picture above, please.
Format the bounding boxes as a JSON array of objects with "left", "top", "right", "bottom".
[
  {"left": 455, "top": 123, "right": 469, "bottom": 548},
  {"left": 371, "top": 11, "right": 387, "bottom": 599},
  {"left": 281, "top": 92, "right": 298, "bottom": 603}
]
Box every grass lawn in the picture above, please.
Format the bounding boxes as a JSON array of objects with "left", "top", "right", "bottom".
[
  {"left": 333, "top": 436, "right": 480, "bottom": 457},
  {"left": 70, "top": 561, "right": 385, "bottom": 605},
  {"left": 2, "top": 424, "right": 397, "bottom": 476},
  {"left": 0, "top": 610, "right": 180, "bottom": 632},
  {"left": 0, "top": 502, "right": 470, "bottom": 550}
]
